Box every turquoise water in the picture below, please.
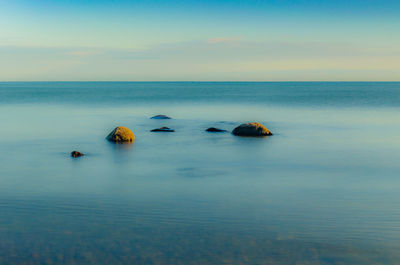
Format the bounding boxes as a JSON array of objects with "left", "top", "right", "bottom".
[{"left": 0, "top": 82, "right": 400, "bottom": 264}]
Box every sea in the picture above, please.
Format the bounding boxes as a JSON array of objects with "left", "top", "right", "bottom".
[{"left": 0, "top": 82, "right": 399, "bottom": 264}]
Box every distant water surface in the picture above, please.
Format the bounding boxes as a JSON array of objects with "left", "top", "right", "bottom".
[
  {"left": 1, "top": 81, "right": 400, "bottom": 107},
  {"left": 0, "top": 82, "right": 399, "bottom": 264}
]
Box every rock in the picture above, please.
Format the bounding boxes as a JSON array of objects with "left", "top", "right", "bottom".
[
  {"left": 151, "top": 127, "right": 175, "bottom": 132},
  {"left": 71, "top": 151, "right": 84, "bottom": 157},
  {"left": 151, "top": 115, "right": 171, "bottom": 119},
  {"left": 205, "top": 127, "right": 227, "bottom": 132},
  {"left": 232, "top": 122, "right": 272, "bottom": 137},
  {"left": 106, "top": 126, "right": 135, "bottom": 142}
]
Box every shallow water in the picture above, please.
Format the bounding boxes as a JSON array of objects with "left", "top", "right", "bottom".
[{"left": 0, "top": 82, "right": 400, "bottom": 264}]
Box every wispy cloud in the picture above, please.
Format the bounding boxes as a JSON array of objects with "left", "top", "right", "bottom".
[
  {"left": 0, "top": 40, "right": 399, "bottom": 81},
  {"left": 207, "top": 37, "right": 242, "bottom": 44},
  {"left": 65, "top": 50, "right": 102, "bottom": 57}
]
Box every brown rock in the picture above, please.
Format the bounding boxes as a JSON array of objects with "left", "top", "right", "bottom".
[
  {"left": 151, "top": 127, "right": 175, "bottom": 132},
  {"left": 106, "top": 126, "right": 135, "bottom": 142},
  {"left": 205, "top": 127, "right": 227, "bottom": 132},
  {"left": 232, "top": 122, "right": 272, "bottom": 137},
  {"left": 71, "top": 151, "right": 84, "bottom": 157}
]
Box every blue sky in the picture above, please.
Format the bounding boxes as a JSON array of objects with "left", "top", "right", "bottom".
[{"left": 0, "top": 0, "right": 399, "bottom": 81}]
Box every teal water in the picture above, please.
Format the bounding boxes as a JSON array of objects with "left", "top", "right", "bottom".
[{"left": 0, "top": 82, "right": 399, "bottom": 264}]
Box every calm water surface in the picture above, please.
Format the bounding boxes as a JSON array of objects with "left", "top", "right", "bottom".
[{"left": 0, "top": 82, "right": 400, "bottom": 264}]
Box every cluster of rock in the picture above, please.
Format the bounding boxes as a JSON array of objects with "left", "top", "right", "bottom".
[{"left": 71, "top": 115, "right": 272, "bottom": 157}]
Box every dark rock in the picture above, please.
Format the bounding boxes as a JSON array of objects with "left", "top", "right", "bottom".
[
  {"left": 232, "top": 122, "right": 272, "bottom": 137},
  {"left": 71, "top": 151, "right": 84, "bottom": 157},
  {"left": 151, "top": 115, "right": 171, "bottom": 119},
  {"left": 106, "top": 126, "right": 135, "bottom": 142},
  {"left": 205, "top": 127, "right": 227, "bottom": 132},
  {"left": 151, "top": 127, "right": 175, "bottom": 132}
]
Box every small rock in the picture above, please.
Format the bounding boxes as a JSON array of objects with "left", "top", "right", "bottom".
[
  {"left": 151, "top": 127, "right": 175, "bottom": 132},
  {"left": 106, "top": 126, "right": 135, "bottom": 142},
  {"left": 205, "top": 127, "right": 227, "bottom": 132},
  {"left": 71, "top": 151, "right": 84, "bottom": 158},
  {"left": 232, "top": 122, "right": 272, "bottom": 137},
  {"left": 151, "top": 115, "right": 171, "bottom": 119}
]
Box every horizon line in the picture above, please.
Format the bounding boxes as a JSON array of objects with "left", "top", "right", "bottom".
[{"left": 1, "top": 80, "right": 399, "bottom": 83}]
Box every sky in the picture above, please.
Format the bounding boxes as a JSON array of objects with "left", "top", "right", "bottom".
[{"left": 0, "top": 0, "right": 399, "bottom": 81}]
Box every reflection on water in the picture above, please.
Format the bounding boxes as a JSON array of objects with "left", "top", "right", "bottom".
[
  {"left": 0, "top": 82, "right": 400, "bottom": 264},
  {"left": 107, "top": 140, "right": 134, "bottom": 150},
  {"left": 1, "top": 196, "right": 399, "bottom": 265}
]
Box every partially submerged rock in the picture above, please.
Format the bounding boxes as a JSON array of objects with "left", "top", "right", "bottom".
[
  {"left": 232, "top": 122, "right": 272, "bottom": 137},
  {"left": 151, "top": 127, "right": 175, "bottom": 132},
  {"left": 205, "top": 127, "right": 227, "bottom": 132},
  {"left": 151, "top": 115, "right": 171, "bottom": 120},
  {"left": 71, "top": 151, "right": 84, "bottom": 157},
  {"left": 106, "top": 126, "right": 135, "bottom": 142}
]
